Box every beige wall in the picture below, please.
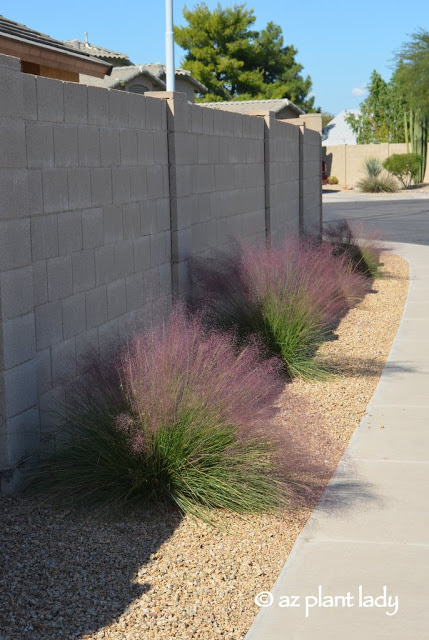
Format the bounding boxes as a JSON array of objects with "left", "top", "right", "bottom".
[
  {"left": 0, "top": 54, "right": 322, "bottom": 491},
  {"left": 323, "top": 143, "right": 429, "bottom": 187}
]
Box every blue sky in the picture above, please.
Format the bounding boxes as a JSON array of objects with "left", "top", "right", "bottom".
[{"left": 2, "top": 0, "right": 427, "bottom": 114}]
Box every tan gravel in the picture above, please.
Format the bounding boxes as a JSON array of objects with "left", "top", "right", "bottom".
[{"left": 0, "top": 253, "right": 409, "bottom": 640}]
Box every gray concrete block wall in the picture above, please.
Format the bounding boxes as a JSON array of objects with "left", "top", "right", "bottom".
[
  {"left": 0, "top": 54, "right": 172, "bottom": 491},
  {"left": 302, "top": 128, "right": 322, "bottom": 236},
  {"left": 0, "top": 59, "right": 322, "bottom": 491},
  {"left": 165, "top": 94, "right": 266, "bottom": 295}
]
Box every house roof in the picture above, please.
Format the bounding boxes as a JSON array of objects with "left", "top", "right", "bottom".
[
  {"left": 80, "top": 65, "right": 166, "bottom": 90},
  {"left": 81, "top": 63, "right": 208, "bottom": 94},
  {"left": 322, "top": 109, "right": 359, "bottom": 146},
  {"left": 0, "top": 16, "right": 111, "bottom": 77},
  {"left": 200, "top": 98, "right": 305, "bottom": 116},
  {"left": 64, "top": 39, "right": 132, "bottom": 65}
]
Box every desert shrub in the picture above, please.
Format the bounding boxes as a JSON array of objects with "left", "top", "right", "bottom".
[
  {"left": 356, "top": 157, "right": 398, "bottom": 193},
  {"left": 383, "top": 153, "right": 423, "bottom": 188},
  {"left": 34, "top": 309, "right": 287, "bottom": 521},
  {"left": 189, "top": 239, "right": 367, "bottom": 379},
  {"left": 324, "top": 219, "right": 382, "bottom": 278},
  {"left": 327, "top": 175, "right": 339, "bottom": 185}
]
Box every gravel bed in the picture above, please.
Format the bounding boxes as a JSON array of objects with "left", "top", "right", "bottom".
[{"left": 0, "top": 253, "right": 409, "bottom": 640}]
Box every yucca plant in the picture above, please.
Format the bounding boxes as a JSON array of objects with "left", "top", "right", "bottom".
[
  {"left": 357, "top": 157, "right": 398, "bottom": 193},
  {"left": 33, "top": 308, "right": 288, "bottom": 522}
]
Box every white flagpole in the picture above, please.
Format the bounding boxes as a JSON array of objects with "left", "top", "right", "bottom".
[{"left": 166, "top": 0, "right": 175, "bottom": 91}]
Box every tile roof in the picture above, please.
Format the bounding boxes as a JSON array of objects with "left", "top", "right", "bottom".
[
  {"left": 322, "top": 109, "right": 359, "bottom": 145},
  {"left": 200, "top": 98, "right": 304, "bottom": 116},
  {"left": 0, "top": 16, "right": 108, "bottom": 69},
  {"left": 64, "top": 39, "right": 131, "bottom": 64}
]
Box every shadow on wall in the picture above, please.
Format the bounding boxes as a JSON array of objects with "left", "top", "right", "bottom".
[
  {"left": 0, "top": 498, "right": 182, "bottom": 638},
  {"left": 322, "top": 149, "right": 333, "bottom": 178}
]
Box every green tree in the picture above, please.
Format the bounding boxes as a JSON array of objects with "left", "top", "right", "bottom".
[
  {"left": 345, "top": 70, "right": 406, "bottom": 144},
  {"left": 175, "top": 2, "right": 316, "bottom": 110},
  {"left": 394, "top": 30, "right": 429, "bottom": 181}
]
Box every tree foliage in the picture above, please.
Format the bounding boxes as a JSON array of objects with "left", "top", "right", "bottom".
[
  {"left": 175, "top": 3, "right": 316, "bottom": 110},
  {"left": 345, "top": 71, "right": 406, "bottom": 144}
]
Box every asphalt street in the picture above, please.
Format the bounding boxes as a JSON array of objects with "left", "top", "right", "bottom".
[{"left": 323, "top": 196, "right": 429, "bottom": 246}]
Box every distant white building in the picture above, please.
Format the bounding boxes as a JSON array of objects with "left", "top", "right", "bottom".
[{"left": 322, "top": 109, "right": 359, "bottom": 146}]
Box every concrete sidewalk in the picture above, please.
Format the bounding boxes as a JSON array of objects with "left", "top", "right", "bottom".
[{"left": 245, "top": 242, "right": 429, "bottom": 640}]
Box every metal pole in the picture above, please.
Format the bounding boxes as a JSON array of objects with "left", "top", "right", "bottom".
[{"left": 166, "top": 0, "right": 175, "bottom": 91}]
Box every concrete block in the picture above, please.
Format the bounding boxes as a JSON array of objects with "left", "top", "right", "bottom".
[
  {"left": 194, "top": 164, "right": 215, "bottom": 194},
  {"left": 145, "top": 96, "right": 162, "bottom": 130},
  {"left": 35, "top": 300, "right": 63, "bottom": 350},
  {"left": 47, "top": 256, "right": 73, "bottom": 301},
  {"left": 191, "top": 105, "right": 203, "bottom": 133},
  {"left": 174, "top": 165, "right": 193, "bottom": 198},
  {"left": 0, "top": 118, "right": 26, "bottom": 168},
  {"left": 42, "top": 169, "right": 69, "bottom": 213},
  {"left": 91, "top": 168, "right": 113, "bottom": 206},
  {"left": 202, "top": 107, "right": 214, "bottom": 135},
  {"left": 2, "top": 313, "right": 36, "bottom": 368},
  {"left": 3, "top": 360, "right": 37, "bottom": 418},
  {"left": 128, "top": 92, "right": 145, "bottom": 129},
  {"left": 53, "top": 124, "right": 79, "bottom": 167},
  {"left": 100, "top": 128, "right": 121, "bottom": 166},
  {"left": 64, "top": 83, "right": 88, "bottom": 124},
  {"left": 32, "top": 261, "right": 48, "bottom": 307},
  {"left": 72, "top": 249, "right": 96, "bottom": 293},
  {"left": 27, "top": 170, "right": 43, "bottom": 215},
  {"left": 0, "top": 168, "right": 28, "bottom": 219},
  {"left": 0, "top": 218, "right": 31, "bottom": 269},
  {"left": 143, "top": 266, "right": 160, "bottom": 301},
  {"left": 125, "top": 272, "right": 144, "bottom": 311},
  {"left": 39, "top": 386, "right": 66, "bottom": 433},
  {"left": 153, "top": 131, "right": 168, "bottom": 164},
  {"left": 75, "top": 328, "right": 99, "bottom": 370},
  {"left": 98, "top": 319, "right": 120, "bottom": 354},
  {"left": 156, "top": 198, "right": 170, "bottom": 232},
  {"left": 0, "top": 266, "right": 33, "bottom": 321},
  {"left": 82, "top": 207, "right": 104, "bottom": 249},
  {"left": 88, "top": 86, "right": 109, "bottom": 125},
  {"left": 137, "top": 131, "right": 154, "bottom": 164},
  {"left": 159, "top": 263, "right": 172, "bottom": 298},
  {"left": 36, "top": 348, "right": 52, "bottom": 395},
  {"left": 62, "top": 292, "right": 86, "bottom": 339},
  {"left": 1, "top": 409, "right": 39, "bottom": 468},
  {"left": 31, "top": 214, "right": 58, "bottom": 261},
  {"left": 51, "top": 338, "right": 76, "bottom": 384},
  {"left": 115, "top": 240, "right": 134, "bottom": 278},
  {"left": 26, "top": 122, "right": 54, "bottom": 168},
  {"left": 129, "top": 166, "right": 147, "bottom": 201},
  {"left": 120, "top": 129, "right": 138, "bottom": 165},
  {"left": 67, "top": 168, "right": 91, "bottom": 210},
  {"left": 174, "top": 132, "right": 197, "bottom": 165},
  {"left": 107, "top": 278, "right": 127, "bottom": 320},
  {"left": 150, "top": 231, "right": 169, "bottom": 266},
  {"left": 86, "top": 285, "right": 108, "bottom": 329},
  {"left": 36, "top": 77, "right": 64, "bottom": 122},
  {"left": 58, "top": 210, "right": 82, "bottom": 255},
  {"left": 133, "top": 235, "right": 151, "bottom": 272},
  {"left": 122, "top": 203, "right": 140, "bottom": 239},
  {"left": 112, "top": 167, "right": 131, "bottom": 204},
  {"left": 95, "top": 244, "right": 116, "bottom": 285},
  {"left": 147, "top": 164, "right": 165, "bottom": 199},
  {"left": 109, "top": 89, "right": 129, "bottom": 127},
  {"left": 103, "top": 204, "right": 123, "bottom": 243},
  {"left": 77, "top": 126, "right": 100, "bottom": 166},
  {"left": 0, "top": 63, "right": 23, "bottom": 118},
  {"left": 140, "top": 200, "right": 157, "bottom": 236}
]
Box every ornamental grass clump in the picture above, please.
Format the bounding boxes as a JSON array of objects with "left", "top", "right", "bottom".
[
  {"left": 35, "top": 309, "right": 286, "bottom": 521},
  {"left": 189, "top": 238, "right": 367, "bottom": 379},
  {"left": 356, "top": 157, "right": 398, "bottom": 193},
  {"left": 324, "top": 219, "right": 382, "bottom": 278}
]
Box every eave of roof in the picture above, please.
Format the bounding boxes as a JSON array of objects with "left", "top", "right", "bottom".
[
  {"left": 201, "top": 98, "right": 304, "bottom": 115},
  {"left": 0, "top": 16, "right": 111, "bottom": 77}
]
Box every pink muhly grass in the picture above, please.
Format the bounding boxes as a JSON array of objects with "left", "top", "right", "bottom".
[
  {"left": 324, "top": 219, "right": 383, "bottom": 278},
  {"left": 119, "top": 306, "right": 284, "bottom": 447}
]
